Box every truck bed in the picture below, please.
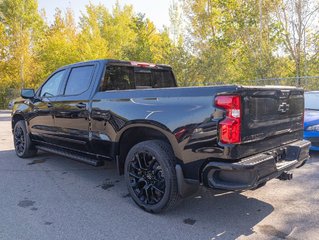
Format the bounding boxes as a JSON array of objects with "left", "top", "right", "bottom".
[{"left": 91, "top": 85, "right": 304, "bottom": 165}]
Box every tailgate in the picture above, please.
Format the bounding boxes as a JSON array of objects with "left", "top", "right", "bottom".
[{"left": 240, "top": 87, "right": 304, "bottom": 145}]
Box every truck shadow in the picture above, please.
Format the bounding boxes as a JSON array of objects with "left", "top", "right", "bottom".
[
  {"left": 1, "top": 149, "right": 273, "bottom": 239},
  {"left": 168, "top": 189, "right": 273, "bottom": 239}
]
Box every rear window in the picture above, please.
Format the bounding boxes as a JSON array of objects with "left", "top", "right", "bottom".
[{"left": 99, "top": 65, "right": 175, "bottom": 91}]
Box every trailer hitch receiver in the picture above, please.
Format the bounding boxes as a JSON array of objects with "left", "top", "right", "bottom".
[{"left": 278, "top": 171, "right": 293, "bottom": 181}]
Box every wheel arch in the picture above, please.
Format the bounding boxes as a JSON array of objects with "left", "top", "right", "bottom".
[
  {"left": 11, "top": 112, "right": 25, "bottom": 132},
  {"left": 116, "top": 123, "right": 182, "bottom": 175}
]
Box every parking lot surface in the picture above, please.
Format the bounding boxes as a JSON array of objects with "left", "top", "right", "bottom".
[{"left": 0, "top": 111, "right": 318, "bottom": 240}]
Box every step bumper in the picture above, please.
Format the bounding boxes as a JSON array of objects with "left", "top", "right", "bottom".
[{"left": 201, "top": 140, "right": 311, "bottom": 190}]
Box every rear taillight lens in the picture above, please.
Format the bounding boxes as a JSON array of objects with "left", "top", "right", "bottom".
[{"left": 215, "top": 95, "right": 241, "bottom": 144}]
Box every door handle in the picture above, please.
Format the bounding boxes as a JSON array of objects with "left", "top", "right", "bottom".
[{"left": 76, "top": 103, "right": 86, "bottom": 109}]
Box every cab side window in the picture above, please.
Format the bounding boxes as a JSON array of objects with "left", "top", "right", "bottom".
[
  {"left": 64, "top": 66, "right": 94, "bottom": 96},
  {"left": 100, "top": 66, "right": 135, "bottom": 91},
  {"left": 40, "top": 70, "right": 66, "bottom": 98},
  {"left": 99, "top": 65, "right": 176, "bottom": 91}
]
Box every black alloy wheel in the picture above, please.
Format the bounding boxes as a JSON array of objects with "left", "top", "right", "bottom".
[
  {"left": 14, "top": 124, "right": 25, "bottom": 155},
  {"left": 128, "top": 151, "right": 166, "bottom": 205},
  {"left": 124, "top": 140, "right": 180, "bottom": 213},
  {"left": 13, "top": 120, "right": 37, "bottom": 158}
]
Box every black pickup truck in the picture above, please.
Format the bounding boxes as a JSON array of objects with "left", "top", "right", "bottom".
[{"left": 12, "top": 59, "right": 310, "bottom": 212}]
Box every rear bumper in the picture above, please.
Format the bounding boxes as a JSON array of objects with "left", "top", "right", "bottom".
[{"left": 202, "top": 140, "right": 310, "bottom": 190}]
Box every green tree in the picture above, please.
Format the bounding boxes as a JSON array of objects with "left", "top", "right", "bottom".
[
  {"left": 168, "top": 37, "right": 203, "bottom": 86},
  {"left": 275, "top": 0, "right": 319, "bottom": 80},
  {"left": 169, "top": 0, "right": 183, "bottom": 45},
  {"left": 124, "top": 14, "right": 173, "bottom": 63},
  {"left": 0, "top": 0, "right": 43, "bottom": 87},
  {"left": 78, "top": 3, "right": 109, "bottom": 60},
  {"left": 0, "top": 21, "right": 12, "bottom": 108},
  {"left": 0, "top": 0, "right": 43, "bottom": 107},
  {"left": 183, "top": 0, "right": 287, "bottom": 84},
  {"left": 102, "top": 2, "right": 137, "bottom": 59},
  {"left": 36, "top": 8, "right": 79, "bottom": 81},
  {"left": 124, "top": 14, "right": 154, "bottom": 62}
]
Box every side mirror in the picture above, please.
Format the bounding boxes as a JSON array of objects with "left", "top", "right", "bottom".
[{"left": 21, "top": 89, "right": 35, "bottom": 99}]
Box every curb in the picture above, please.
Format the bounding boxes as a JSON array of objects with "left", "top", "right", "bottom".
[{"left": 0, "top": 110, "right": 11, "bottom": 114}]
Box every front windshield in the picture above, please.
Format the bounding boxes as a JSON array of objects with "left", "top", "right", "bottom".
[{"left": 305, "top": 92, "right": 319, "bottom": 110}]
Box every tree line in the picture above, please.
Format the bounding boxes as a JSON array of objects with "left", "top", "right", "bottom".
[{"left": 0, "top": 0, "right": 318, "bottom": 107}]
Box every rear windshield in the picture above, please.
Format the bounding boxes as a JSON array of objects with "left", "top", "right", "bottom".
[
  {"left": 99, "top": 65, "right": 176, "bottom": 91},
  {"left": 305, "top": 92, "right": 319, "bottom": 110}
]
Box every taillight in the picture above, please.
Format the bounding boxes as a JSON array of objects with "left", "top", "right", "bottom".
[{"left": 215, "top": 95, "right": 241, "bottom": 144}]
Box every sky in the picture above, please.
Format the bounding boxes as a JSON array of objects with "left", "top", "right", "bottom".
[{"left": 38, "top": 0, "right": 171, "bottom": 30}]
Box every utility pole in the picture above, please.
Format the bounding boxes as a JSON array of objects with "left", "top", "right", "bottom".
[{"left": 296, "top": 0, "right": 302, "bottom": 86}]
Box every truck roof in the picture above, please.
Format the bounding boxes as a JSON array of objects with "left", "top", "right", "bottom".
[{"left": 60, "top": 59, "right": 172, "bottom": 70}]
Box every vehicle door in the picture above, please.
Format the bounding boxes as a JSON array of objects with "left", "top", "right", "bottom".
[
  {"left": 52, "top": 64, "right": 96, "bottom": 152},
  {"left": 28, "top": 69, "right": 67, "bottom": 143}
]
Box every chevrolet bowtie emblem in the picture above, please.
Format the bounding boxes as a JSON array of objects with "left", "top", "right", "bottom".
[{"left": 278, "top": 102, "right": 290, "bottom": 113}]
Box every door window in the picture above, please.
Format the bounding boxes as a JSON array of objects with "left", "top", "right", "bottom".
[
  {"left": 40, "top": 70, "right": 65, "bottom": 97},
  {"left": 64, "top": 66, "right": 94, "bottom": 95}
]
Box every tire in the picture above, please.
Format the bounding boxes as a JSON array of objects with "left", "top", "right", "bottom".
[
  {"left": 124, "top": 140, "right": 180, "bottom": 213},
  {"left": 13, "top": 120, "right": 37, "bottom": 158}
]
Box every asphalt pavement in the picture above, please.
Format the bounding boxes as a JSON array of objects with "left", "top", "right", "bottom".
[{"left": 0, "top": 111, "right": 318, "bottom": 240}]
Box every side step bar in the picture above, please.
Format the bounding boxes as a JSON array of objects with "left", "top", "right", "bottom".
[{"left": 36, "top": 145, "right": 104, "bottom": 167}]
